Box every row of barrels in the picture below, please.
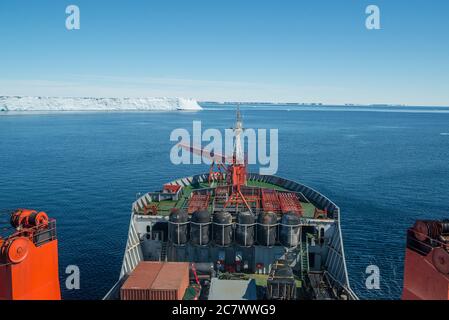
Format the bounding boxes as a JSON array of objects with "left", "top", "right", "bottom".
[{"left": 168, "top": 209, "right": 302, "bottom": 248}]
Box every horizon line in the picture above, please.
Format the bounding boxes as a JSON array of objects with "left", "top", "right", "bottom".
[{"left": 1, "top": 95, "right": 448, "bottom": 108}]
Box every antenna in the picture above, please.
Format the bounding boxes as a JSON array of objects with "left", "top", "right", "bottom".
[
  {"left": 236, "top": 105, "right": 242, "bottom": 124},
  {"left": 233, "top": 106, "right": 244, "bottom": 165}
]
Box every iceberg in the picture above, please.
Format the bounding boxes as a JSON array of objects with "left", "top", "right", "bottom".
[{"left": 0, "top": 96, "right": 202, "bottom": 112}]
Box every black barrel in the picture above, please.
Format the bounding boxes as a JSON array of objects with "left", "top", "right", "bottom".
[
  {"left": 257, "top": 211, "right": 277, "bottom": 246},
  {"left": 213, "top": 211, "right": 233, "bottom": 247},
  {"left": 236, "top": 211, "right": 255, "bottom": 247},
  {"left": 190, "top": 210, "right": 211, "bottom": 246},
  {"left": 280, "top": 212, "right": 301, "bottom": 247},
  {"left": 168, "top": 209, "right": 189, "bottom": 245}
]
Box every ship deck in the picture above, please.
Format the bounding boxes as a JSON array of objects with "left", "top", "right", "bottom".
[
  {"left": 111, "top": 172, "right": 358, "bottom": 300},
  {"left": 135, "top": 179, "right": 323, "bottom": 219}
]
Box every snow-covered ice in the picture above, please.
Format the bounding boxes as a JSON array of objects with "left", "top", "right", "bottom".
[{"left": 0, "top": 96, "right": 202, "bottom": 111}]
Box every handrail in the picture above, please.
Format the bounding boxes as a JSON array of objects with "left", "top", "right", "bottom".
[{"left": 4, "top": 219, "right": 57, "bottom": 245}]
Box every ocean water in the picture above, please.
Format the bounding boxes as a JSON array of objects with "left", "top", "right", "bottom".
[{"left": 1, "top": 104, "right": 449, "bottom": 299}]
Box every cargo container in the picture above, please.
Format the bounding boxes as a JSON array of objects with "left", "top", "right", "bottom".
[
  {"left": 150, "top": 262, "right": 190, "bottom": 300},
  {"left": 120, "top": 261, "right": 189, "bottom": 301}
]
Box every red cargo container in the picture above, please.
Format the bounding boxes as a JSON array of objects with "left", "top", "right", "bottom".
[
  {"left": 120, "top": 262, "right": 163, "bottom": 300},
  {"left": 150, "top": 263, "right": 190, "bottom": 300},
  {"left": 120, "top": 262, "right": 189, "bottom": 301}
]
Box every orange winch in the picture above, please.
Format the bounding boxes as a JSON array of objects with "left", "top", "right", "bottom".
[{"left": 0, "top": 209, "right": 61, "bottom": 300}]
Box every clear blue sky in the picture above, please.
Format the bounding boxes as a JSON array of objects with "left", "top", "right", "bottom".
[{"left": 0, "top": 0, "right": 448, "bottom": 105}]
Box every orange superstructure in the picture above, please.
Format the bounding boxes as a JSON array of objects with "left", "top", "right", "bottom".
[
  {"left": 402, "top": 220, "right": 449, "bottom": 300},
  {"left": 0, "top": 209, "right": 61, "bottom": 300}
]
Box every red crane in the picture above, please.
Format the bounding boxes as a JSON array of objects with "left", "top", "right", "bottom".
[{"left": 177, "top": 107, "right": 252, "bottom": 212}]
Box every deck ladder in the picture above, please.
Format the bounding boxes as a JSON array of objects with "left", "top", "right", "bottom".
[
  {"left": 300, "top": 236, "right": 310, "bottom": 279},
  {"left": 160, "top": 242, "right": 168, "bottom": 262}
]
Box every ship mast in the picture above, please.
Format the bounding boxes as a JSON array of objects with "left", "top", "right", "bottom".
[
  {"left": 223, "top": 106, "right": 250, "bottom": 212},
  {"left": 233, "top": 106, "right": 244, "bottom": 165},
  {"left": 177, "top": 107, "right": 251, "bottom": 212}
]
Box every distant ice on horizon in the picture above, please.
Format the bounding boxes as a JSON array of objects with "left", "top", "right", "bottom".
[{"left": 0, "top": 96, "right": 202, "bottom": 111}]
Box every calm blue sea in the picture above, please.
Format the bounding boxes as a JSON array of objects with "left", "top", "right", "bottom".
[{"left": 1, "top": 104, "right": 449, "bottom": 299}]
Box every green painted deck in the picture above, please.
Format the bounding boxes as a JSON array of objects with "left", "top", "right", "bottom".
[
  {"left": 301, "top": 202, "right": 317, "bottom": 218},
  {"left": 248, "top": 274, "right": 302, "bottom": 288},
  {"left": 248, "top": 274, "right": 269, "bottom": 287},
  {"left": 140, "top": 178, "right": 318, "bottom": 217},
  {"left": 246, "top": 180, "right": 288, "bottom": 191}
]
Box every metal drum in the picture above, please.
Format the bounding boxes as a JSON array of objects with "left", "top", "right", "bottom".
[
  {"left": 280, "top": 212, "right": 301, "bottom": 247},
  {"left": 257, "top": 211, "right": 277, "bottom": 246},
  {"left": 236, "top": 211, "right": 255, "bottom": 247},
  {"left": 190, "top": 210, "right": 211, "bottom": 246},
  {"left": 168, "top": 209, "right": 189, "bottom": 245},
  {"left": 213, "top": 211, "right": 233, "bottom": 247}
]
